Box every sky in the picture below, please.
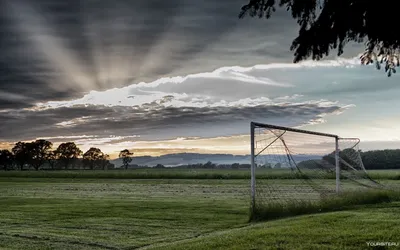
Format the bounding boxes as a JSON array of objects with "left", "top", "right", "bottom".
[{"left": 1, "top": 0, "right": 400, "bottom": 158}]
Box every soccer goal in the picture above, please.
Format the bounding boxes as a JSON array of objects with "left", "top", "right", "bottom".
[{"left": 250, "top": 122, "right": 382, "bottom": 215}]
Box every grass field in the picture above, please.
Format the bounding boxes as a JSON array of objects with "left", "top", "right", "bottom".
[
  {"left": 0, "top": 168, "right": 399, "bottom": 180},
  {"left": 0, "top": 178, "right": 250, "bottom": 249},
  {"left": 152, "top": 202, "right": 400, "bottom": 250},
  {"left": 0, "top": 170, "right": 399, "bottom": 249}
]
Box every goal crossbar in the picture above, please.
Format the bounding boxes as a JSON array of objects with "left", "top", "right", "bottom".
[{"left": 251, "top": 122, "right": 339, "bottom": 139}]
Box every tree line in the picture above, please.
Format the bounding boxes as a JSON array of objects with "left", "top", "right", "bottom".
[
  {"left": 360, "top": 149, "right": 400, "bottom": 170},
  {"left": 320, "top": 149, "right": 400, "bottom": 170},
  {"left": 0, "top": 140, "right": 134, "bottom": 171},
  {"left": 1, "top": 140, "right": 399, "bottom": 170},
  {"left": 172, "top": 162, "right": 252, "bottom": 169},
  {"left": 258, "top": 149, "right": 400, "bottom": 170}
]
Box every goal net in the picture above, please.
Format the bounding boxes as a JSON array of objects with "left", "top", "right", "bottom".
[{"left": 250, "top": 122, "right": 382, "bottom": 214}]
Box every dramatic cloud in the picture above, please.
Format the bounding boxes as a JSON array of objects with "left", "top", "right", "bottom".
[
  {"left": 0, "top": 99, "right": 347, "bottom": 141},
  {"left": 0, "top": 58, "right": 362, "bottom": 148},
  {"left": 3, "top": 52, "right": 400, "bottom": 155},
  {"left": 1, "top": 0, "right": 399, "bottom": 156},
  {"left": 0, "top": 0, "right": 308, "bottom": 109}
]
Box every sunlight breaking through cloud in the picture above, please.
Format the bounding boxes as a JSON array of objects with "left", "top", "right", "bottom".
[
  {"left": 2, "top": 0, "right": 261, "bottom": 102},
  {"left": 5, "top": 1, "right": 96, "bottom": 92},
  {"left": 0, "top": 56, "right": 370, "bottom": 151},
  {"left": 31, "top": 57, "right": 361, "bottom": 110}
]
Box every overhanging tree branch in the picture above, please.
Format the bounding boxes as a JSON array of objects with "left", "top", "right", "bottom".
[{"left": 239, "top": 0, "right": 400, "bottom": 76}]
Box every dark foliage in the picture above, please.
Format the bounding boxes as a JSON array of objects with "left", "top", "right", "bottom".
[
  {"left": 0, "top": 149, "right": 14, "bottom": 171},
  {"left": 119, "top": 149, "right": 133, "bottom": 170},
  {"left": 56, "top": 142, "right": 82, "bottom": 169},
  {"left": 83, "top": 147, "right": 107, "bottom": 170},
  {"left": 12, "top": 142, "right": 31, "bottom": 171},
  {"left": 46, "top": 150, "right": 58, "bottom": 170},
  {"left": 361, "top": 149, "right": 400, "bottom": 170},
  {"left": 321, "top": 148, "right": 400, "bottom": 170},
  {"left": 28, "top": 140, "right": 53, "bottom": 171},
  {"left": 239, "top": 0, "right": 400, "bottom": 76}
]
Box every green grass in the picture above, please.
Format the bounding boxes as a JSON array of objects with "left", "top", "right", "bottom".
[
  {"left": 0, "top": 169, "right": 299, "bottom": 180},
  {"left": 251, "top": 189, "right": 400, "bottom": 221},
  {"left": 0, "top": 168, "right": 399, "bottom": 180},
  {"left": 149, "top": 202, "right": 400, "bottom": 250},
  {"left": 0, "top": 176, "right": 399, "bottom": 249},
  {"left": 368, "top": 169, "right": 400, "bottom": 180},
  {"left": 0, "top": 178, "right": 250, "bottom": 249}
]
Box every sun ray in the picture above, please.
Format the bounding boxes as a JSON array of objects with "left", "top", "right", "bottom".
[{"left": 4, "top": 0, "right": 97, "bottom": 92}]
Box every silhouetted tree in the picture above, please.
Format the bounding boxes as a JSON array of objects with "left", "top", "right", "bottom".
[
  {"left": 239, "top": 0, "right": 400, "bottom": 76},
  {"left": 99, "top": 154, "right": 110, "bottom": 170},
  {"left": 12, "top": 142, "right": 31, "bottom": 171},
  {"left": 28, "top": 140, "right": 53, "bottom": 171},
  {"left": 119, "top": 149, "right": 133, "bottom": 170},
  {"left": 83, "top": 147, "right": 105, "bottom": 170},
  {"left": 46, "top": 150, "right": 58, "bottom": 170},
  {"left": 0, "top": 149, "right": 14, "bottom": 171},
  {"left": 56, "top": 142, "right": 82, "bottom": 169}
]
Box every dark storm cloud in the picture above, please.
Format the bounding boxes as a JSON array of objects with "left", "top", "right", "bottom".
[
  {"left": 0, "top": 101, "right": 345, "bottom": 141},
  {"left": 0, "top": 0, "right": 313, "bottom": 110}
]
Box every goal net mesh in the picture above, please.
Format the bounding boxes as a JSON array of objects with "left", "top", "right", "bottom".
[{"left": 252, "top": 124, "right": 382, "bottom": 210}]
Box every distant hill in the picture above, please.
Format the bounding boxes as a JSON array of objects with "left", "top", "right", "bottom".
[{"left": 111, "top": 153, "right": 324, "bottom": 168}]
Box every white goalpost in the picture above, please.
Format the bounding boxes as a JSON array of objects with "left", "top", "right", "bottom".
[{"left": 250, "top": 121, "right": 381, "bottom": 214}]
